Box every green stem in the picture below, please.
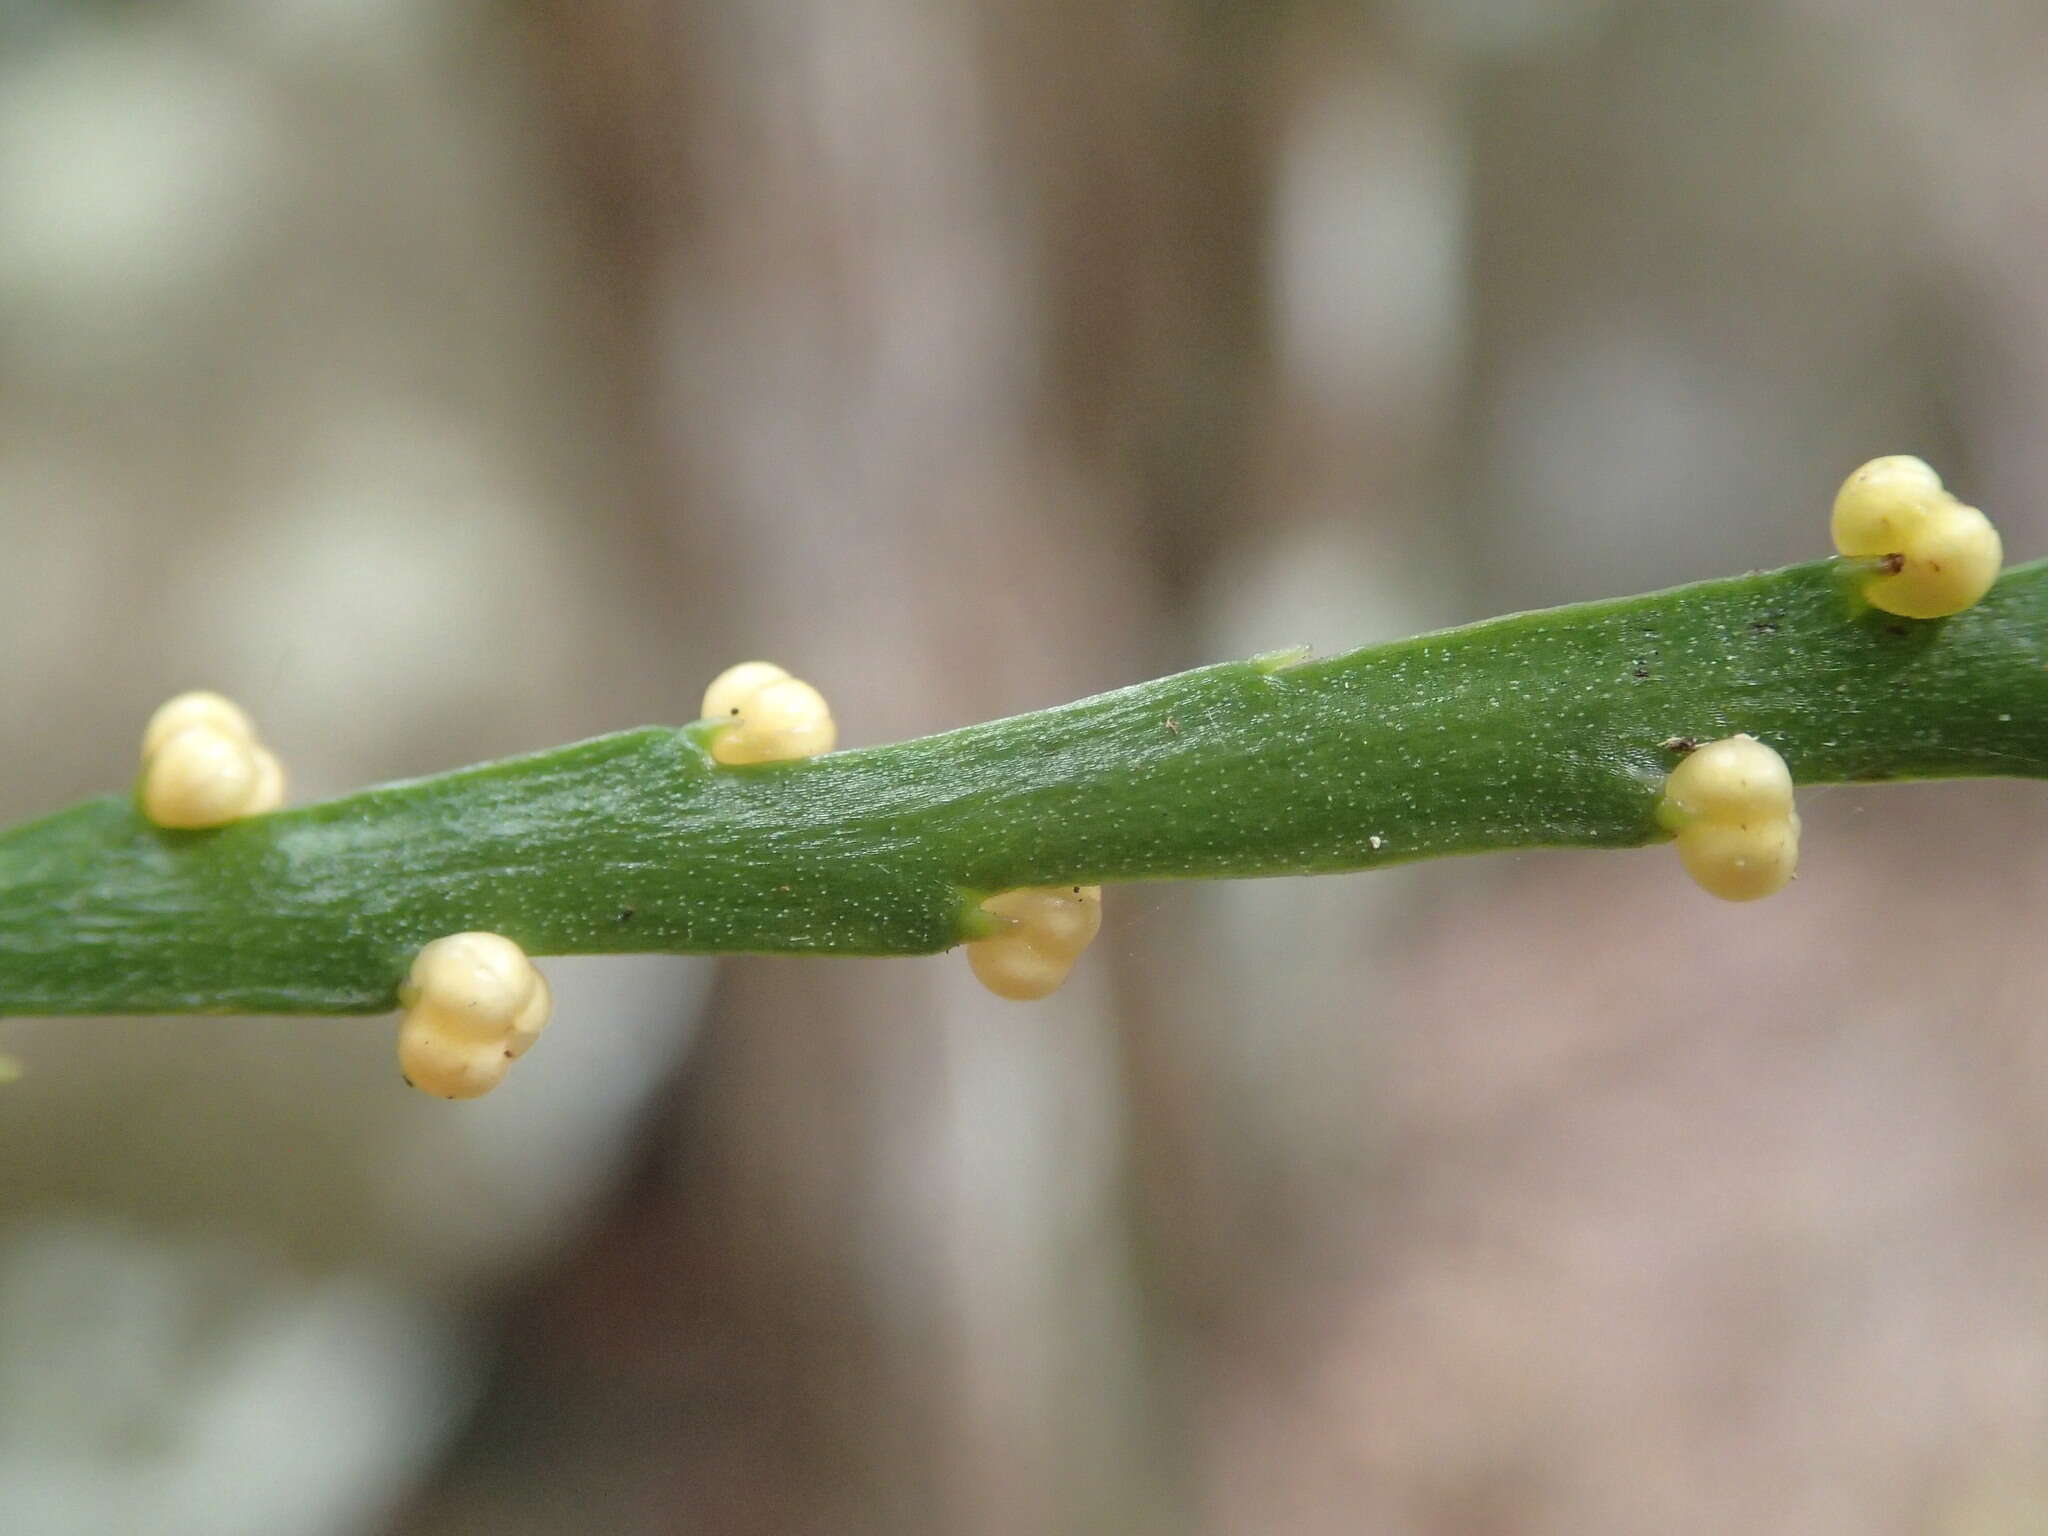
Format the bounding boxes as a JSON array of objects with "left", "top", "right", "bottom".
[{"left": 6, "top": 556, "right": 2047, "bottom": 1017}]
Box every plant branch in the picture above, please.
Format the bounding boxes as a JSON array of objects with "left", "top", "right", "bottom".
[{"left": 6, "top": 556, "right": 2048, "bottom": 1017}]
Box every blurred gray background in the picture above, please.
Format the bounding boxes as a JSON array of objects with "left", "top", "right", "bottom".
[{"left": 5, "top": 1, "right": 2048, "bottom": 1532}]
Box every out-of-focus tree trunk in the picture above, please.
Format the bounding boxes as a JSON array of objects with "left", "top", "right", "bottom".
[{"left": 404, "top": 3, "right": 1296, "bottom": 1532}]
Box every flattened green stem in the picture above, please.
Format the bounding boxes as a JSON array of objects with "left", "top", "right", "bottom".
[{"left": 6, "top": 556, "right": 2048, "bottom": 1016}]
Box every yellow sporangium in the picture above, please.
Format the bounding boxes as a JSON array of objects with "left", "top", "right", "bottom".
[
  {"left": 138, "top": 690, "right": 286, "bottom": 829},
  {"left": 397, "top": 931, "right": 552, "bottom": 1100},
  {"left": 699, "top": 660, "right": 837, "bottom": 766},
  {"left": 1656, "top": 733, "right": 1800, "bottom": 901},
  {"left": 141, "top": 690, "right": 256, "bottom": 759},
  {"left": 966, "top": 884, "right": 1104, "bottom": 1000},
  {"left": 1831, "top": 454, "right": 2002, "bottom": 619}
]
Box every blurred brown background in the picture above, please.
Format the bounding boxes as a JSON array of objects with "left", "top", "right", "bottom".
[{"left": 5, "top": 1, "right": 2048, "bottom": 1532}]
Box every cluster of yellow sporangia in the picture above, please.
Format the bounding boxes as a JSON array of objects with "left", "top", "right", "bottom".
[
  {"left": 138, "top": 691, "right": 286, "bottom": 829},
  {"left": 396, "top": 932, "right": 551, "bottom": 1100},
  {"left": 1657, "top": 734, "right": 1800, "bottom": 902},
  {"left": 1832, "top": 454, "right": 2002, "bottom": 619},
  {"left": 700, "top": 660, "right": 837, "bottom": 766},
  {"left": 139, "top": 470, "right": 2011, "bottom": 1073},
  {"left": 694, "top": 664, "right": 1106, "bottom": 999},
  {"left": 1652, "top": 456, "right": 2004, "bottom": 901},
  {"left": 966, "top": 884, "right": 1104, "bottom": 1000}
]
